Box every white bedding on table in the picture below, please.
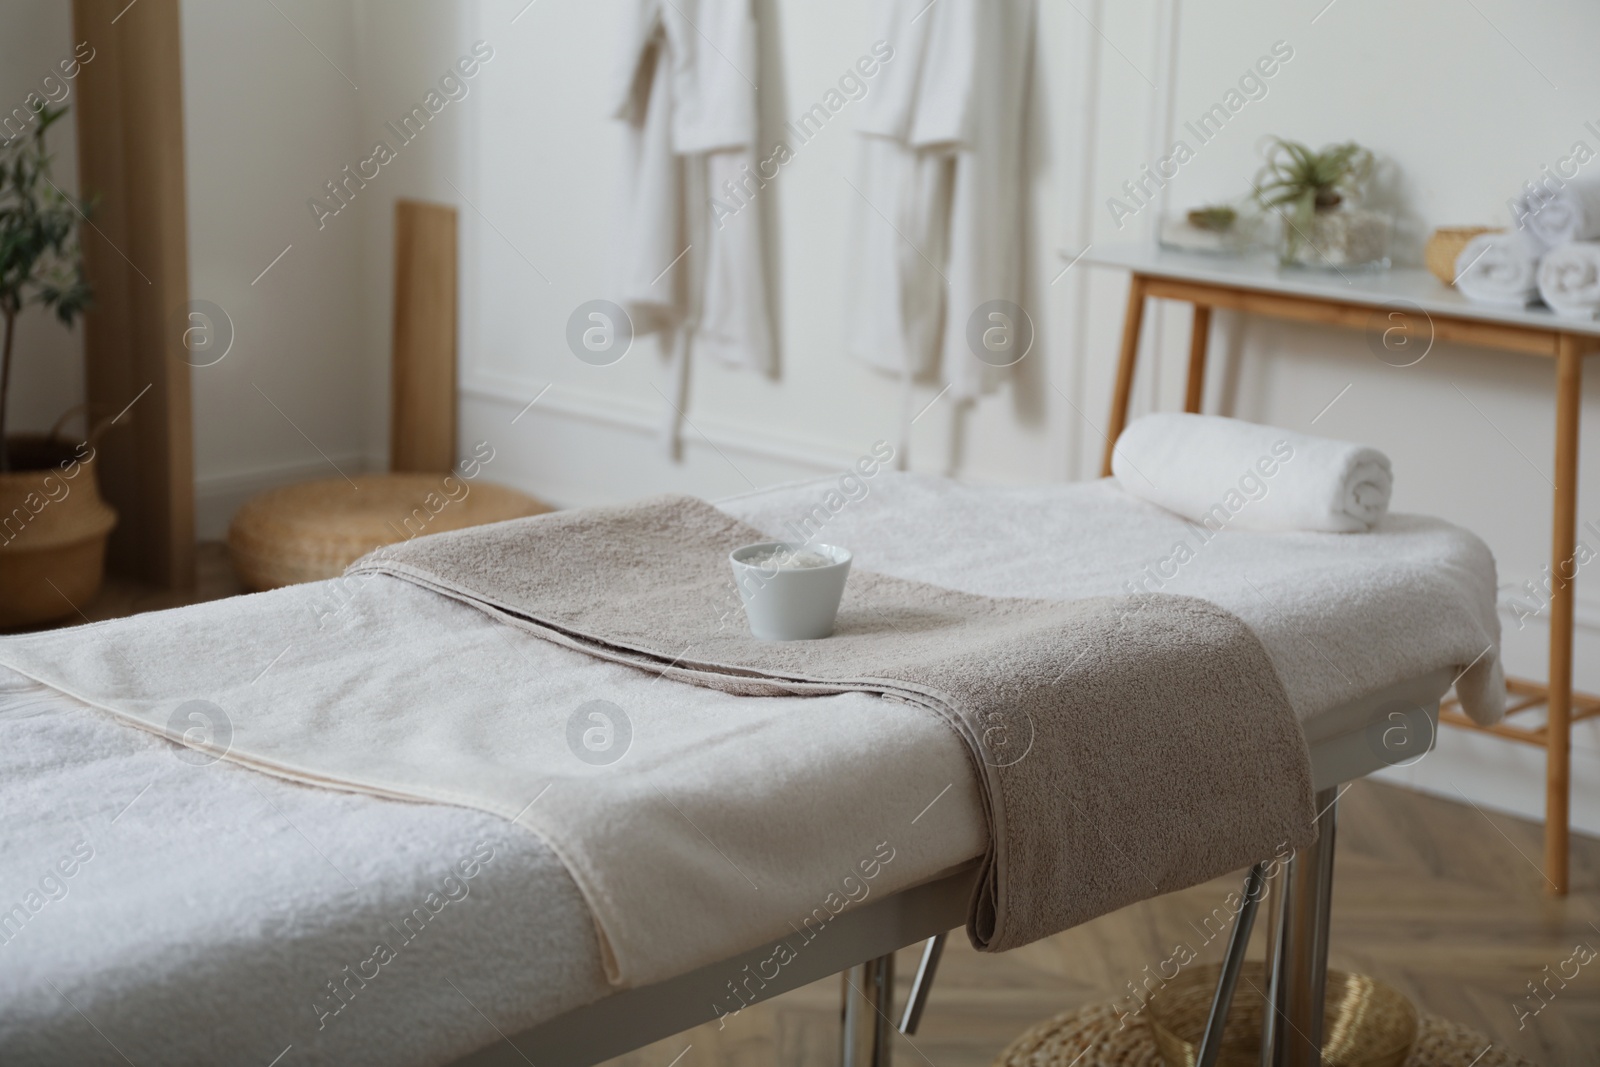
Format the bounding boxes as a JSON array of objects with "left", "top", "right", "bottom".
[
  {"left": 728, "top": 475, "right": 1503, "bottom": 723},
  {"left": 0, "top": 474, "right": 1502, "bottom": 1067}
]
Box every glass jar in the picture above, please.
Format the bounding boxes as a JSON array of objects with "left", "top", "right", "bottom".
[
  {"left": 1158, "top": 206, "right": 1269, "bottom": 256},
  {"left": 1280, "top": 205, "right": 1390, "bottom": 270}
]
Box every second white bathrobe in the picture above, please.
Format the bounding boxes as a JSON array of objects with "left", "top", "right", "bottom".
[{"left": 845, "top": 0, "right": 1038, "bottom": 407}]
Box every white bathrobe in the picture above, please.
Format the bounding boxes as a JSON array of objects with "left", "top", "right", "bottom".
[
  {"left": 845, "top": 0, "right": 1038, "bottom": 413},
  {"left": 613, "top": 0, "right": 774, "bottom": 454}
]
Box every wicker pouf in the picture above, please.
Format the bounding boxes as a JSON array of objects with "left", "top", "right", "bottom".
[
  {"left": 227, "top": 473, "right": 551, "bottom": 591},
  {"left": 992, "top": 1000, "right": 1538, "bottom": 1067}
]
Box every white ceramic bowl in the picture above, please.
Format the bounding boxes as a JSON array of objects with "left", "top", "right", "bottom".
[{"left": 729, "top": 541, "right": 852, "bottom": 641}]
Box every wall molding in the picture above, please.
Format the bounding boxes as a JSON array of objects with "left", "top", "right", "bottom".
[
  {"left": 1061, "top": 1, "right": 1105, "bottom": 481},
  {"left": 1376, "top": 726, "right": 1600, "bottom": 840},
  {"left": 461, "top": 371, "right": 879, "bottom": 476}
]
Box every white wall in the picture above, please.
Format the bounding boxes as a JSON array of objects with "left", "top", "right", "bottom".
[
  {"left": 181, "top": 0, "right": 371, "bottom": 536},
  {"left": 1126, "top": 0, "right": 1600, "bottom": 830},
  {"left": 448, "top": 0, "right": 1077, "bottom": 503},
  {"left": 174, "top": 0, "right": 1600, "bottom": 834},
  {"left": 1, "top": 2, "right": 85, "bottom": 439}
]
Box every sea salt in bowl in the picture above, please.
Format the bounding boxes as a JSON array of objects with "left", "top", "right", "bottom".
[{"left": 729, "top": 542, "right": 852, "bottom": 641}]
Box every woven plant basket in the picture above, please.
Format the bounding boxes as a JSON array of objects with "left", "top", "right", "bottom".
[
  {"left": 0, "top": 433, "right": 117, "bottom": 629},
  {"left": 227, "top": 473, "right": 551, "bottom": 591},
  {"left": 1425, "top": 227, "right": 1501, "bottom": 286},
  {"left": 992, "top": 999, "right": 1538, "bottom": 1067}
]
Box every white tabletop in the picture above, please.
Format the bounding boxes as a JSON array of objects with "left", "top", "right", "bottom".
[{"left": 1081, "top": 242, "right": 1600, "bottom": 339}]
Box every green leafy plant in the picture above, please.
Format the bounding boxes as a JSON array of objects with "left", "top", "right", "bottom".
[
  {"left": 1252, "top": 137, "right": 1373, "bottom": 235},
  {"left": 0, "top": 105, "right": 92, "bottom": 472}
]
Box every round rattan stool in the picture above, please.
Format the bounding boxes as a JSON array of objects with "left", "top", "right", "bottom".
[
  {"left": 227, "top": 473, "right": 551, "bottom": 591},
  {"left": 992, "top": 999, "right": 1537, "bottom": 1067}
]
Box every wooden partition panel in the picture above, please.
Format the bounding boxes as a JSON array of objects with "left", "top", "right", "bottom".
[
  {"left": 71, "top": 0, "right": 195, "bottom": 589},
  {"left": 390, "top": 200, "right": 458, "bottom": 473}
]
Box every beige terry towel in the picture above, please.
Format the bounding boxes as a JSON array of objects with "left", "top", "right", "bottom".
[{"left": 354, "top": 496, "right": 1317, "bottom": 957}]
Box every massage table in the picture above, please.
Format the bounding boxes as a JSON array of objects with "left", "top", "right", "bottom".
[
  {"left": 454, "top": 668, "right": 1454, "bottom": 1067},
  {"left": 0, "top": 473, "right": 1502, "bottom": 1067}
]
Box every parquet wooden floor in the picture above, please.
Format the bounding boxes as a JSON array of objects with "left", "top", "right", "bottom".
[{"left": 601, "top": 781, "right": 1600, "bottom": 1067}]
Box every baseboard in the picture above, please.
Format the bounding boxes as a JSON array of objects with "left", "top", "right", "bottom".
[
  {"left": 1373, "top": 722, "right": 1600, "bottom": 840},
  {"left": 194, "top": 453, "right": 376, "bottom": 541}
]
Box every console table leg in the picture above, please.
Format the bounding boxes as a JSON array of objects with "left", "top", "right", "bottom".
[
  {"left": 1102, "top": 274, "right": 1148, "bottom": 476},
  {"left": 1186, "top": 305, "right": 1212, "bottom": 413},
  {"left": 1547, "top": 334, "right": 1582, "bottom": 897}
]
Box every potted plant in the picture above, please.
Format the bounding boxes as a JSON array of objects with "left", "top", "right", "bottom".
[
  {"left": 1253, "top": 137, "right": 1389, "bottom": 269},
  {"left": 0, "top": 104, "right": 113, "bottom": 628}
]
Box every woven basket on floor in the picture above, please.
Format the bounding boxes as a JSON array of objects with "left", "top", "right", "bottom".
[
  {"left": 227, "top": 473, "right": 551, "bottom": 591},
  {"left": 993, "top": 999, "right": 1538, "bottom": 1067},
  {"left": 1147, "top": 964, "right": 1415, "bottom": 1066},
  {"left": 1424, "top": 226, "right": 1501, "bottom": 286}
]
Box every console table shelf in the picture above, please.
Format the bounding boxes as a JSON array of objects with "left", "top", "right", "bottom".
[
  {"left": 1086, "top": 242, "right": 1600, "bottom": 895},
  {"left": 1439, "top": 680, "right": 1600, "bottom": 747}
]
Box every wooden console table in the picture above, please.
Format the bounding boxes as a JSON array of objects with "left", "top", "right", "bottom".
[{"left": 1087, "top": 243, "right": 1600, "bottom": 895}]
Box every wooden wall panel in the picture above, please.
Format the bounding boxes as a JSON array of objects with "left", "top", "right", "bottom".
[
  {"left": 71, "top": 0, "right": 194, "bottom": 589},
  {"left": 390, "top": 200, "right": 458, "bottom": 474}
]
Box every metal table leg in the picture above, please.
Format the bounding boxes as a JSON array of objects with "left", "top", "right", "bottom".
[
  {"left": 1196, "top": 862, "right": 1268, "bottom": 1066},
  {"left": 1259, "top": 868, "right": 1286, "bottom": 1067},
  {"left": 841, "top": 953, "right": 895, "bottom": 1067},
  {"left": 899, "top": 934, "right": 946, "bottom": 1035},
  {"left": 1267, "top": 787, "right": 1339, "bottom": 1067}
]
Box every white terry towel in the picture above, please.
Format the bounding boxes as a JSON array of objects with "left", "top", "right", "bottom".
[
  {"left": 845, "top": 0, "right": 1038, "bottom": 454},
  {"left": 1514, "top": 177, "right": 1600, "bottom": 251},
  {"left": 1536, "top": 241, "right": 1600, "bottom": 319},
  {"left": 612, "top": 0, "right": 775, "bottom": 455},
  {"left": 1112, "top": 413, "right": 1394, "bottom": 534},
  {"left": 1454, "top": 231, "right": 1541, "bottom": 308}
]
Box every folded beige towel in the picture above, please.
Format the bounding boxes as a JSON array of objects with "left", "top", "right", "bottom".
[{"left": 354, "top": 495, "right": 1317, "bottom": 957}]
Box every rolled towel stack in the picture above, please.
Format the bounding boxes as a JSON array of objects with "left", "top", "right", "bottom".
[
  {"left": 1111, "top": 413, "right": 1393, "bottom": 534},
  {"left": 1536, "top": 241, "right": 1600, "bottom": 319},
  {"left": 1454, "top": 231, "right": 1541, "bottom": 308},
  {"left": 1516, "top": 178, "right": 1600, "bottom": 251}
]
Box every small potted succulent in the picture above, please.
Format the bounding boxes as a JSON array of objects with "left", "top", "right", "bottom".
[
  {"left": 1253, "top": 137, "right": 1389, "bottom": 269},
  {"left": 0, "top": 104, "right": 114, "bottom": 628}
]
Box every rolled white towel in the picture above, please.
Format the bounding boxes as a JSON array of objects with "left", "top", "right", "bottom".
[
  {"left": 1454, "top": 231, "right": 1540, "bottom": 308},
  {"left": 1514, "top": 178, "right": 1600, "bottom": 251},
  {"left": 1111, "top": 413, "right": 1393, "bottom": 534},
  {"left": 1536, "top": 241, "right": 1600, "bottom": 319}
]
